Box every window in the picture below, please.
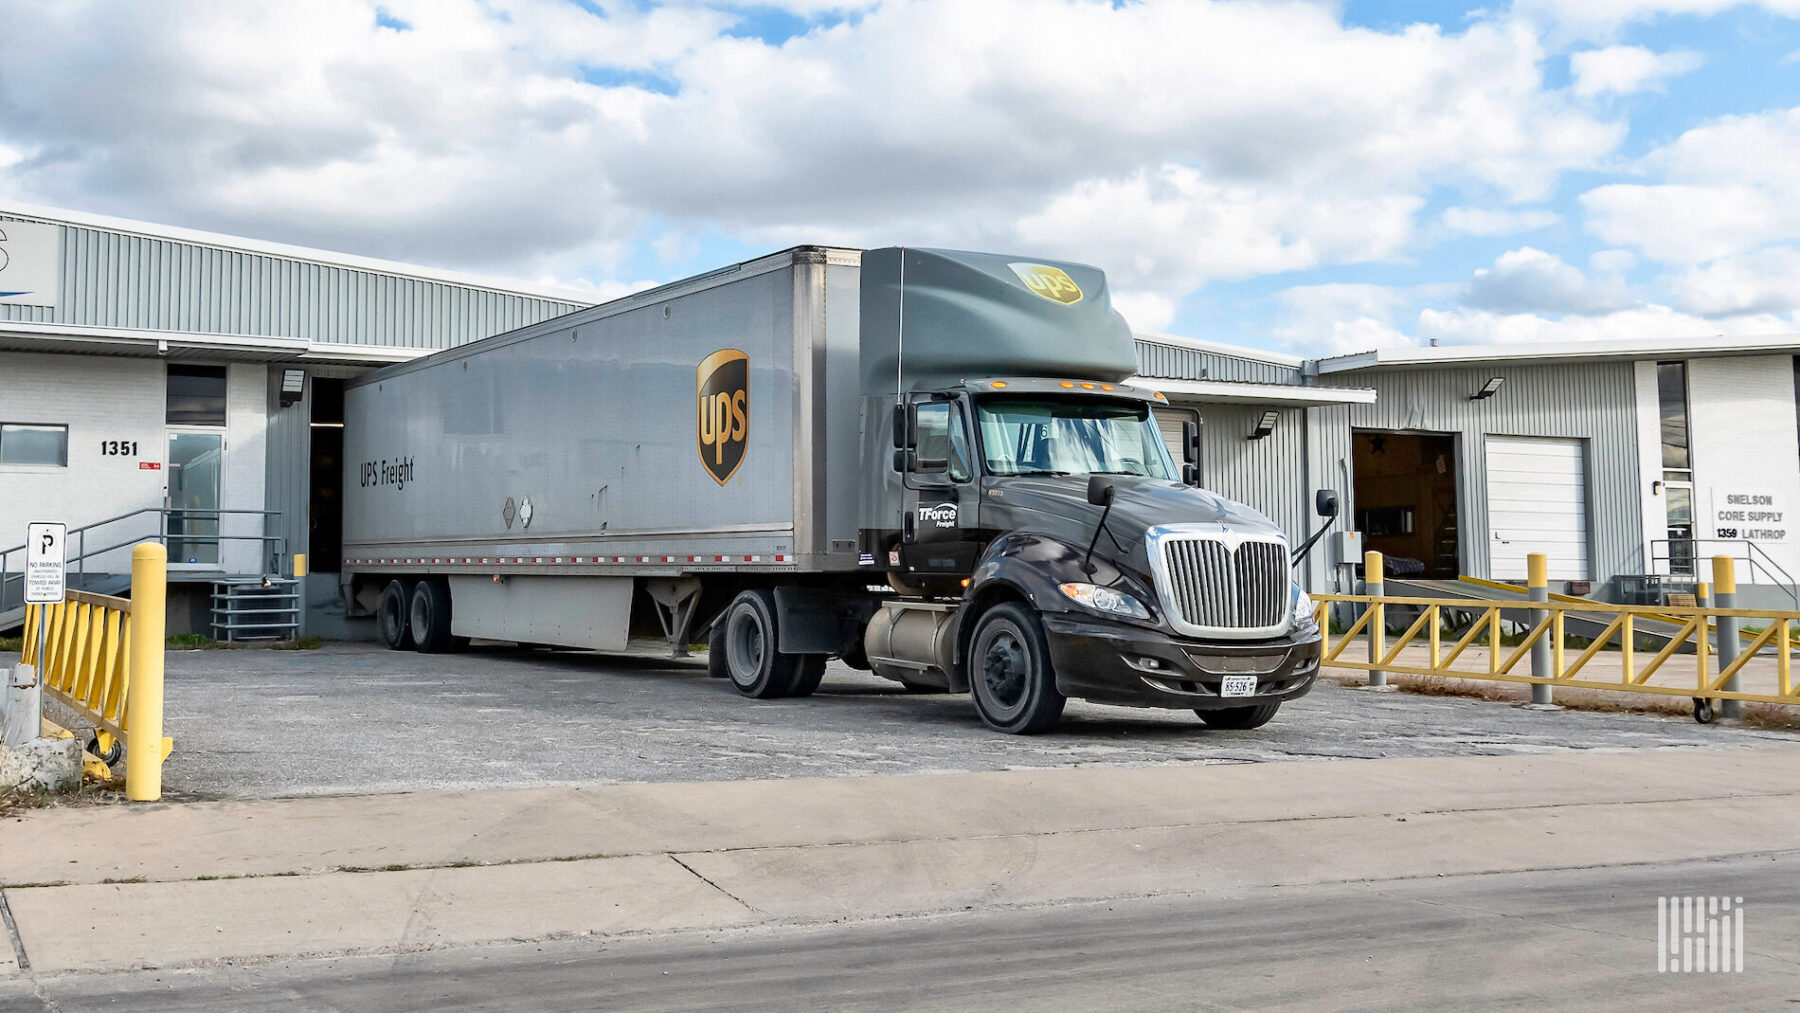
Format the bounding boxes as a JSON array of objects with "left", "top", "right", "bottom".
[
  {"left": 913, "top": 401, "right": 973, "bottom": 482},
  {"left": 0, "top": 423, "right": 68, "bottom": 466},
  {"left": 1657, "top": 361, "right": 1694, "bottom": 575},
  {"left": 975, "top": 396, "right": 1176, "bottom": 479},
  {"left": 167, "top": 364, "right": 228, "bottom": 426}
]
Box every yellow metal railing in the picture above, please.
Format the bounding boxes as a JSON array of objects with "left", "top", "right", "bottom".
[
  {"left": 1318, "top": 551, "right": 1798, "bottom": 714},
  {"left": 19, "top": 543, "right": 169, "bottom": 799}
]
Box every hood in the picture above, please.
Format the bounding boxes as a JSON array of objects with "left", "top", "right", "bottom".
[{"left": 986, "top": 475, "right": 1286, "bottom": 557}]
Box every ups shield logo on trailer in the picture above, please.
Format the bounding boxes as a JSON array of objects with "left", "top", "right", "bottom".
[
  {"left": 1008, "top": 263, "right": 1083, "bottom": 305},
  {"left": 697, "top": 348, "right": 749, "bottom": 485}
]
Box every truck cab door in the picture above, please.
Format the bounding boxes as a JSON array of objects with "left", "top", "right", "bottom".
[{"left": 899, "top": 398, "right": 982, "bottom": 574}]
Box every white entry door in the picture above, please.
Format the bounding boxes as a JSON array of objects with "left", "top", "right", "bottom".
[{"left": 1485, "top": 436, "right": 1589, "bottom": 580}]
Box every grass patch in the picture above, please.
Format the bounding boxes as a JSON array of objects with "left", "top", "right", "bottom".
[
  {"left": 0, "top": 636, "right": 21, "bottom": 653},
  {"left": 1325, "top": 671, "right": 1800, "bottom": 730}
]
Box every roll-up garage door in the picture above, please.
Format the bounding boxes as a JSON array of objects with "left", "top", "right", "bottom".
[
  {"left": 1154, "top": 407, "right": 1193, "bottom": 466},
  {"left": 1484, "top": 436, "right": 1589, "bottom": 580}
]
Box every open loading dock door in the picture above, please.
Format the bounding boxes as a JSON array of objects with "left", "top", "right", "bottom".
[{"left": 1352, "top": 432, "right": 1460, "bottom": 579}]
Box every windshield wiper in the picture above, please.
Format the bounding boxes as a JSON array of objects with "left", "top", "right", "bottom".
[{"left": 999, "top": 469, "right": 1073, "bottom": 476}]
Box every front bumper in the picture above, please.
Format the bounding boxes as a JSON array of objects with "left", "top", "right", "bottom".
[{"left": 1041, "top": 612, "right": 1321, "bottom": 710}]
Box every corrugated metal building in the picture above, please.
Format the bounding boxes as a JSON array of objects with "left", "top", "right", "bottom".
[
  {"left": 0, "top": 203, "right": 594, "bottom": 632},
  {"left": 4, "top": 202, "right": 1794, "bottom": 634}
]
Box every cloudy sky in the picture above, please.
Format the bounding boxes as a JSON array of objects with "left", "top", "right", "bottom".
[{"left": 2, "top": 0, "right": 1798, "bottom": 355}]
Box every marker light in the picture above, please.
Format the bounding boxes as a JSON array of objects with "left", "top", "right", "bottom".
[
  {"left": 1060, "top": 381, "right": 1075, "bottom": 388},
  {"left": 1080, "top": 382, "right": 1095, "bottom": 389},
  {"left": 1101, "top": 384, "right": 1114, "bottom": 391},
  {"left": 1153, "top": 391, "right": 1166, "bottom": 400},
  {"left": 990, "top": 381, "right": 1008, "bottom": 388}
]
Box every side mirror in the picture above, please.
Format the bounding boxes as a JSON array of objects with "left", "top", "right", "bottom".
[
  {"left": 1182, "top": 464, "right": 1199, "bottom": 487},
  {"left": 893, "top": 448, "right": 915, "bottom": 472},
  {"left": 1087, "top": 474, "right": 1116, "bottom": 507},
  {"left": 1316, "top": 489, "right": 1340, "bottom": 518},
  {"left": 1181, "top": 420, "right": 1201, "bottom": 465},
  {"left": 891, "top": 403, "right": 909, "bottom": 449}
]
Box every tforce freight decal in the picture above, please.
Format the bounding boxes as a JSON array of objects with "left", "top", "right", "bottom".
[{"left": 360, "top": 457, "right": 416, "bottom": 491}]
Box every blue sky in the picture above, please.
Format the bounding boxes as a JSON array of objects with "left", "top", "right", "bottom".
[{"left": 3, "top": 0, "right": 1799, "bottom": 354}]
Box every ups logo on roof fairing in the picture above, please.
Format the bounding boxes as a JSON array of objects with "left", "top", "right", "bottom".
[
  {"left": 697, "top": 349, "right": 748, "bottom": 485},
  {"left": 1008, "top": 263, "right": 1084, "bottom": 305}
]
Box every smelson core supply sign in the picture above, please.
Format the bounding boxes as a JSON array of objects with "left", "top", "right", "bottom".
[{"left": 1712, "top": 491, "right": 1786, "bottom": 543}]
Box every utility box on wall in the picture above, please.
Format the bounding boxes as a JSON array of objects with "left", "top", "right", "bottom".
[{"left": 1331, "top": 529, "right": 1364, "bottom": 568}]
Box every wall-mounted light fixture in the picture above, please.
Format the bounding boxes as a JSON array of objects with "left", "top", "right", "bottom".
[
  {"left": 1249, "top": 409, "right": 1279, "bottom": 440},
  {"left": 1470, "top": 376, "right": 1504, "bottom": 401},
  {"left": 1652, "top": 480, "right": 1665, "bottom": 496},
  {"left": 279, "top": 369, "right": 306, "bottom": 407}
]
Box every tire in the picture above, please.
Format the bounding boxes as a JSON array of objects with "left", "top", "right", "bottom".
[
  {"left": 719, "top": 590, "right": 805, "bottom": 699},
  {"left": 787, "top": 655, "right": 828, "bottom": 698},
  {"left": 1196, "top": 702, "right": 1281, "bottom": 730},
  {"left": 968, "top": 603, "right": 1065, "bottom": 734},
  {"left": 378, "top": 580, "right": 415, "bottom": 651},
  {"left": 409, "top": 579, "right": 460, "bottom": 653}
]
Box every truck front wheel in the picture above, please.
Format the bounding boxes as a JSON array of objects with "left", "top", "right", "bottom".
[
  {"left": 968, "top": 603, "right": 1065, "bottom": 734},
  {"left": 1195, "top": 702, "right": 1281, "bottom": 730},
  {"left": 720, "top": 590, "right": 807, "bottom": 699},
  {"left": 378, "top": 580, "right": 415, "bottom": 651}
]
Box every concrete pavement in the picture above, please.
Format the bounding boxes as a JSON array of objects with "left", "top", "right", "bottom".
[
  {"left": 3, "top": 744, "right": 1798, "bottom": 976},
  {"left": 9, "top": 855, "right": 1796, "bottom": 1011}
]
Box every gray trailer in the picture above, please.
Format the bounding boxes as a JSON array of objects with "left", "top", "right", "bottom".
[{"left": 343, "top": 245, "right": 1336, "bottom": 733}]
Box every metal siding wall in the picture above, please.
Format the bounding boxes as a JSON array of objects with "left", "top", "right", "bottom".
[
  {"left": 1185, "top": 402, "right": 1312, "bottom": 548},
  {"left": 0, "top": 216, "right": 584, "bottom": 349},
  {"left": 1324, "top": 362, "right": 1641, "bottom": 589},
  {"left": 264, "top": 370, "right": 312, "bottom": 572},
  {"left": 1134, "top": 339, "right": 1303, "bottom": 384}
]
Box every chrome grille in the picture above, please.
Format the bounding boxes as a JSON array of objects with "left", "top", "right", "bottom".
[{"left": 1154, "top": 534, "right": 1289, "bottom": 636}]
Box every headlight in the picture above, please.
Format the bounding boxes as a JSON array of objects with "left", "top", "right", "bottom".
[
  {"left": 1289, "top": 587, "right": 1318, "bottom": 634},
  {"left": 1058, "top": 582, "right": 1152, "bottom": 620}
]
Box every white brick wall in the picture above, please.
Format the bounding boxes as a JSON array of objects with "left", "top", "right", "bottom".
[{"left": 0, "top": 351, "right": 268, "bottom": 576}]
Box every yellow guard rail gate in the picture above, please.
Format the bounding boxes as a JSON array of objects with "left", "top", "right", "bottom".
[
  {"left": 20, "top": 542, "right": 170, "bottom": 799},
  {"left": 1317, "top": 551, "right": 1798, "bottom": 723}
]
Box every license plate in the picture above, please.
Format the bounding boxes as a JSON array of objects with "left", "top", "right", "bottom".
[{"left": 1219, "top": 675, "right": 1258, "bottom": 698}]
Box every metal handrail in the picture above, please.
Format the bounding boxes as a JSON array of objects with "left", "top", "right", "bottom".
[
  {"left": 1649, "top": 537, "right": 1798, "bottom": 610},
  {"left": 1, "top": 508, "right": 285, "bottom": 617}
]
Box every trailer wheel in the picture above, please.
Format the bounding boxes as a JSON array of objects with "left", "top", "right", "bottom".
[
  {"left": 968, "top": 603, "right": 1065, "bottom": 734},
  {"left": 410, "top": 579, "right": 463, "bottom": 653},
  {"left": 720, "top": 590, "right": 805, "bottom": 699},
  {"left": 787, "top": 655, "right": 828, "bottom": 698},
  {"left": 707, "top": 619, "right": 732, "bottom": 679},
  {"left": 378, "top": 580, "right": 415, "bottom": 651},
  {"left": 1195, "top": 702, "right": 1281, "bottom": 730}
]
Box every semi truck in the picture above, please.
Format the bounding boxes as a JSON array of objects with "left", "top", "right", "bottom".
[{"left": 340, "top": 245, "right": 1337, "bottom": 734}]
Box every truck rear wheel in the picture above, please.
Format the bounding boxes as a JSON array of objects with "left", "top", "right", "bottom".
[
  {"left": 787, "top": 655, "right": 828, "bottom": 698},
  {"left": 720, "top": 590, "right": 807, "bottom": 699},
  {"left": 410, "top": 579, "right": 465, "bottom": 653},
  {"left": 968, "top": 603, "right": 1065, "bottom": 734},
  {"left": 378, "top": 580, "right": 415, "bottom": 651},
  {"left": 1195, "top": 702, "right": 1281, "bottom": 730}
]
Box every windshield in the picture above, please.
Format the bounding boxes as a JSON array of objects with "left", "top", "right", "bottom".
[{"left": 975, "top": 396, "right": 1177, "bottom": 479}]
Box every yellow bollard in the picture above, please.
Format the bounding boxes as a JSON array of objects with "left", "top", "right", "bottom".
[
  {"left": 1713, "top": 555, "right": 1741, "bottom": 720},
  {"left": 1527, "top": 553, "right": 1553, "bottom": 705},
  {"left": 1365, "top": 551, "right": 1385, "bottom": 687},
  {"left": 126, "top": 542, "right": 167, "bottom": 801}
]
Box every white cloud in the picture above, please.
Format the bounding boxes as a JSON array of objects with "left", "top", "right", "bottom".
[
  {"left": 1463, "top": 246, "right": 1634, "bottom": 314},
  {"left": 1513, "top": 0, "right": 1800, "bottom": 42},
  {"left": 1272, "top": 283, "right": 1415, "bottom": 354},
  {"left": 1111, "top": 290, "right": 1178, "bottom": 333},
  {"left": 1589, "top": 248, "right": 1638, "bottom": 274},
  {"left": 0, "top": 0, "right": 1626, "bottom": 312},
  {"left": 1418, "top": 303, "right": 1797, "bottom": 344},
  {"left": 1570, "top": 45, "right": 1702, "bottom": 96},
  {"left": 1441, "top": 205, "right": 1561, "bottom": 236},
  {"left": 1666, "top": 246, "right": 1800, "bottom": 314},
  {"left": 1582, "top": 106, "right": 1800, "bottom": 263}
]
